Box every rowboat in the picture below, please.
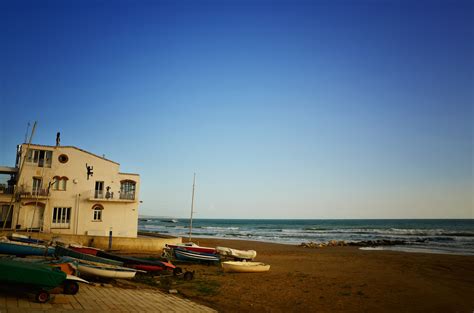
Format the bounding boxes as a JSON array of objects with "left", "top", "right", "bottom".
[
  {"left": 166, "top": 242, "right": 217, "bottom": 254},
  {"left": 221, "top": 261, "right": 270, "bottom": 273},
  {"left": 216, "top": 246, "right": 257, "bottom": 260},
  {"left": 0, "top": 258, "right": 87, "bottom": 302},
  {"left": 0, "top": 237, "right": 54, "bottom": 256},
  {"left": 173, "top": 247, "right": 220, "bottom": 263},
  {"left": 55, "top": 245, "right": 123, "bottom": 266}
]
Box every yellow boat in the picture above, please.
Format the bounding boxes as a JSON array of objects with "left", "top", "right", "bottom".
[{"left": 221, "top": 261, "right": 270, "bottom": 273}]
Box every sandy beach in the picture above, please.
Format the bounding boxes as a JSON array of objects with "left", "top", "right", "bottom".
[{"left": 165, "top": 238, "right": 474, "bottom": 313}]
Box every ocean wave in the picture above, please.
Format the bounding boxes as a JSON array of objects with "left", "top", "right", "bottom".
[{"left": 201, "top": 226, "right": 240, "bottom": 230}]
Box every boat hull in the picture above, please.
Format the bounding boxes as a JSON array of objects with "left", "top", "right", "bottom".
[
  {"left": 0, "top": 258, "right": 66, "bottom": 289},
  {"left": 77, "top": 264, "right": 137, "bottom": 279},
  {"left": 55, "top": 246, "right": 123, "bottom": 266},
  {"left": 221, "top": 261, "right": 270, "bottom": 273},
  {"left": 69, "top": 245, "right": 101, "bottom": 256},
  {"left": 167, "top": 243, "right": 216, "bottom": 254},
  {"left": 0, "top": 240, "right": 55, "bottom": 256},
  {"left": 96, "top": 251, "right": 175, "bottom": 270},
  {"left": 174, "top": 248, "right": 220, "bottom": 263}
]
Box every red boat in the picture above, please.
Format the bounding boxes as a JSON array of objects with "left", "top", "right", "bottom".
[
  {"left": 127, "top": 260, "right": 175, "bottom": 272},
  {"left": 68, "top": 244, "right": 102, "bottom": 256},
  {"left": 166, "top": 242, "right": 216, "bottom": 254}
]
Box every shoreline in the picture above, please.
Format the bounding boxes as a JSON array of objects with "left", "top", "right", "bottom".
[
  {"left": 140, "top": 230, "right": 474, "bottom": 256},
  {"left": 168, "top": 237, "right": 474, "bottom": 312}
]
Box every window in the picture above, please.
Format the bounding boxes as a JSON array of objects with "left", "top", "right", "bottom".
[
  {"left": 26, "top": 149, "right": 52, "bottom": 168},
  {"left": 120, "top": 180, "right": 136, "bottom": 200},
  {"left": 92, "top": 205, "right": 103, "bottom": 221},
  {"left": 58, "top": 154, "right": 69, "bottom": 163},
  {"left": 52, "top": 177, "right": 68, "bottom": 191},
  {"left": 32, "top": 177, "right": 43, "bottom": 195},
  {"left": 52, "top": 207, "right": 71, "bottom": 228}
]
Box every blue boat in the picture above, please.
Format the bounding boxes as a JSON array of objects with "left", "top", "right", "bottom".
[
  {"left": 173, "top": 247, "right": 220, "bottom": 263},
  {"left": 0, "top": 239, "right": 55, "bottom": 256}
]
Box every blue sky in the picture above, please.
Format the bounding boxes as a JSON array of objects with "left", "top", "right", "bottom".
[{"left": 0, "top": 0, "right": 472, "bottom": 218}]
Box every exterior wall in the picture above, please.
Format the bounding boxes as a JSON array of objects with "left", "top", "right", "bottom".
[{"left": 13, "top": 144, "right": 140, "bottom": 238}]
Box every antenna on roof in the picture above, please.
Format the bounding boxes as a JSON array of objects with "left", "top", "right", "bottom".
[{"left": 24, "top": 122, "right": 30, "bottom": 143}]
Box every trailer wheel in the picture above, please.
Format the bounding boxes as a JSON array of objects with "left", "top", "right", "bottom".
[
  {"left": 173, "top": 267, "right": 183, "bottom": 276},
  {"left": 63, "top": 281, "right": 79, "bottom": 295},
  {"left": 183, "top": 271, "right": 194, "bottom": 281},
  {"left": 36, "top": 290, "right": 50, "bottom": 303}
]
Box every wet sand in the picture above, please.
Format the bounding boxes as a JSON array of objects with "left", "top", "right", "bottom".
[{"left": 172, "top": 238, "right": 474, "bottom": 313}]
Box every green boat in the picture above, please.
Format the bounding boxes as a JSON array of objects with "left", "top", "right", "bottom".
[{"left": 0, "top": 258, "right": 84, "bottom": 302}]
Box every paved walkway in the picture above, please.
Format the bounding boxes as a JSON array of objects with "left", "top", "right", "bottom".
[{"left": 0, "top": 284, "right": 217, "bottom": 313}]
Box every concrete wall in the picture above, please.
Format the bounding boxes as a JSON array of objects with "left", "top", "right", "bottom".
[{"left": 0, "top": 231, "right": 182, "bottom": 253}]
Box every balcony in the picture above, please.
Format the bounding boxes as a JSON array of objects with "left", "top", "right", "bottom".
[
  {"left": 18, "top": 187, "right": 50, "bottom": 199},
  {"left": 86, "top": 190, "right": 136, "bottom": 203},
  {"left": 0, "top": 186, "right": 14, "bottom": 195}
]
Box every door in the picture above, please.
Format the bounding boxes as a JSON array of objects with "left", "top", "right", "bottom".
[{"left": 95, "top": 181, "right": 104, "bottom": 198}]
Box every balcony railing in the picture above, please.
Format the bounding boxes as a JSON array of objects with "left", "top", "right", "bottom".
[
  {"left": 32, "top": 188, "right": 49, "bottom": 197},
  {"left": 87, "top": 190, "right": 135, "bottom": 202},
  {"left": 119, "top": 192, "right": 135, "bottom": 200},
  {"left": 17, "top": 187, "right": 50, "bottom": 198}
]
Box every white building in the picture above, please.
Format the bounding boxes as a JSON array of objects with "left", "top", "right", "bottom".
[{"left": 0, "top": 142, "right": 140, "bottom": 238}]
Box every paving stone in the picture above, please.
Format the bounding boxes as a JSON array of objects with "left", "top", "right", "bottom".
[{"left": 1, "top": 284, "right": 216, "bottom": 313}]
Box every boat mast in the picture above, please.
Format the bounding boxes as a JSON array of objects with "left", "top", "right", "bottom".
[{"left": 188, "top": 173, "right": 196, "bottom": 242}]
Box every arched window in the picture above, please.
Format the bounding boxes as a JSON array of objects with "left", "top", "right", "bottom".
[
  {"left": 92, "top": 204, "right": 103, "bottom": 221},
  {"left": 120, "top": 180, "right": 136, "bottom": 200},
  {"left": 52, "top": 176, "right": 68, "bottom": 191}
]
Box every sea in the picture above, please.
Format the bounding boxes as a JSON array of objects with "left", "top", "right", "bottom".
[{"left": 138, "top": 219, "right": 474, "bottom": 256}]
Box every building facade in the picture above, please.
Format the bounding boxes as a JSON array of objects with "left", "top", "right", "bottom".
[{"left": 0, "top": 143, "right": 140, "bottom": 238}]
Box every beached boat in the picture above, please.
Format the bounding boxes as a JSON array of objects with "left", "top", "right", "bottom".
[
  {"left": 216, "top": 246, "right": 257, "bottom": 260},
  {"left": 10, "top": 233, "right": 48, "bottom": 245},
  {"left": 0, "top": 237, "right": 54, "bottom": 256},
  {"left": 0, "top": 258, "right": 88, "bottom": 302},
  {"left": 77, "top": 262, "right": 138, "bottom": 279},
  {"left": 55, "top": 245, "right": 123, "bottom": 266},
  {"left": 221, "top": 261, "right": 270, "bottom": 273},
  {"left": 96, "top": 250, "right": 176, "bottom": 271},
  {"left": 173, "top": 247, "right": 220, "bottom": 263},
  {"left": 166, "top": 242, "right": 217, "bottom": 254},
  {"left": 68, "top": 244, "right": 102, "bottom": 256}
]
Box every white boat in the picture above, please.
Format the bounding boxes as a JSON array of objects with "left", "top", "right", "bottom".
[
  {"left": 216, "top": 246, "right": 257, "bottom": 260},
  {"left": 77, "top": 263, "right": 137, "bottom": 279},
  {"left": 221, "top": 261, "right": 270, "bottom": 273}
]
